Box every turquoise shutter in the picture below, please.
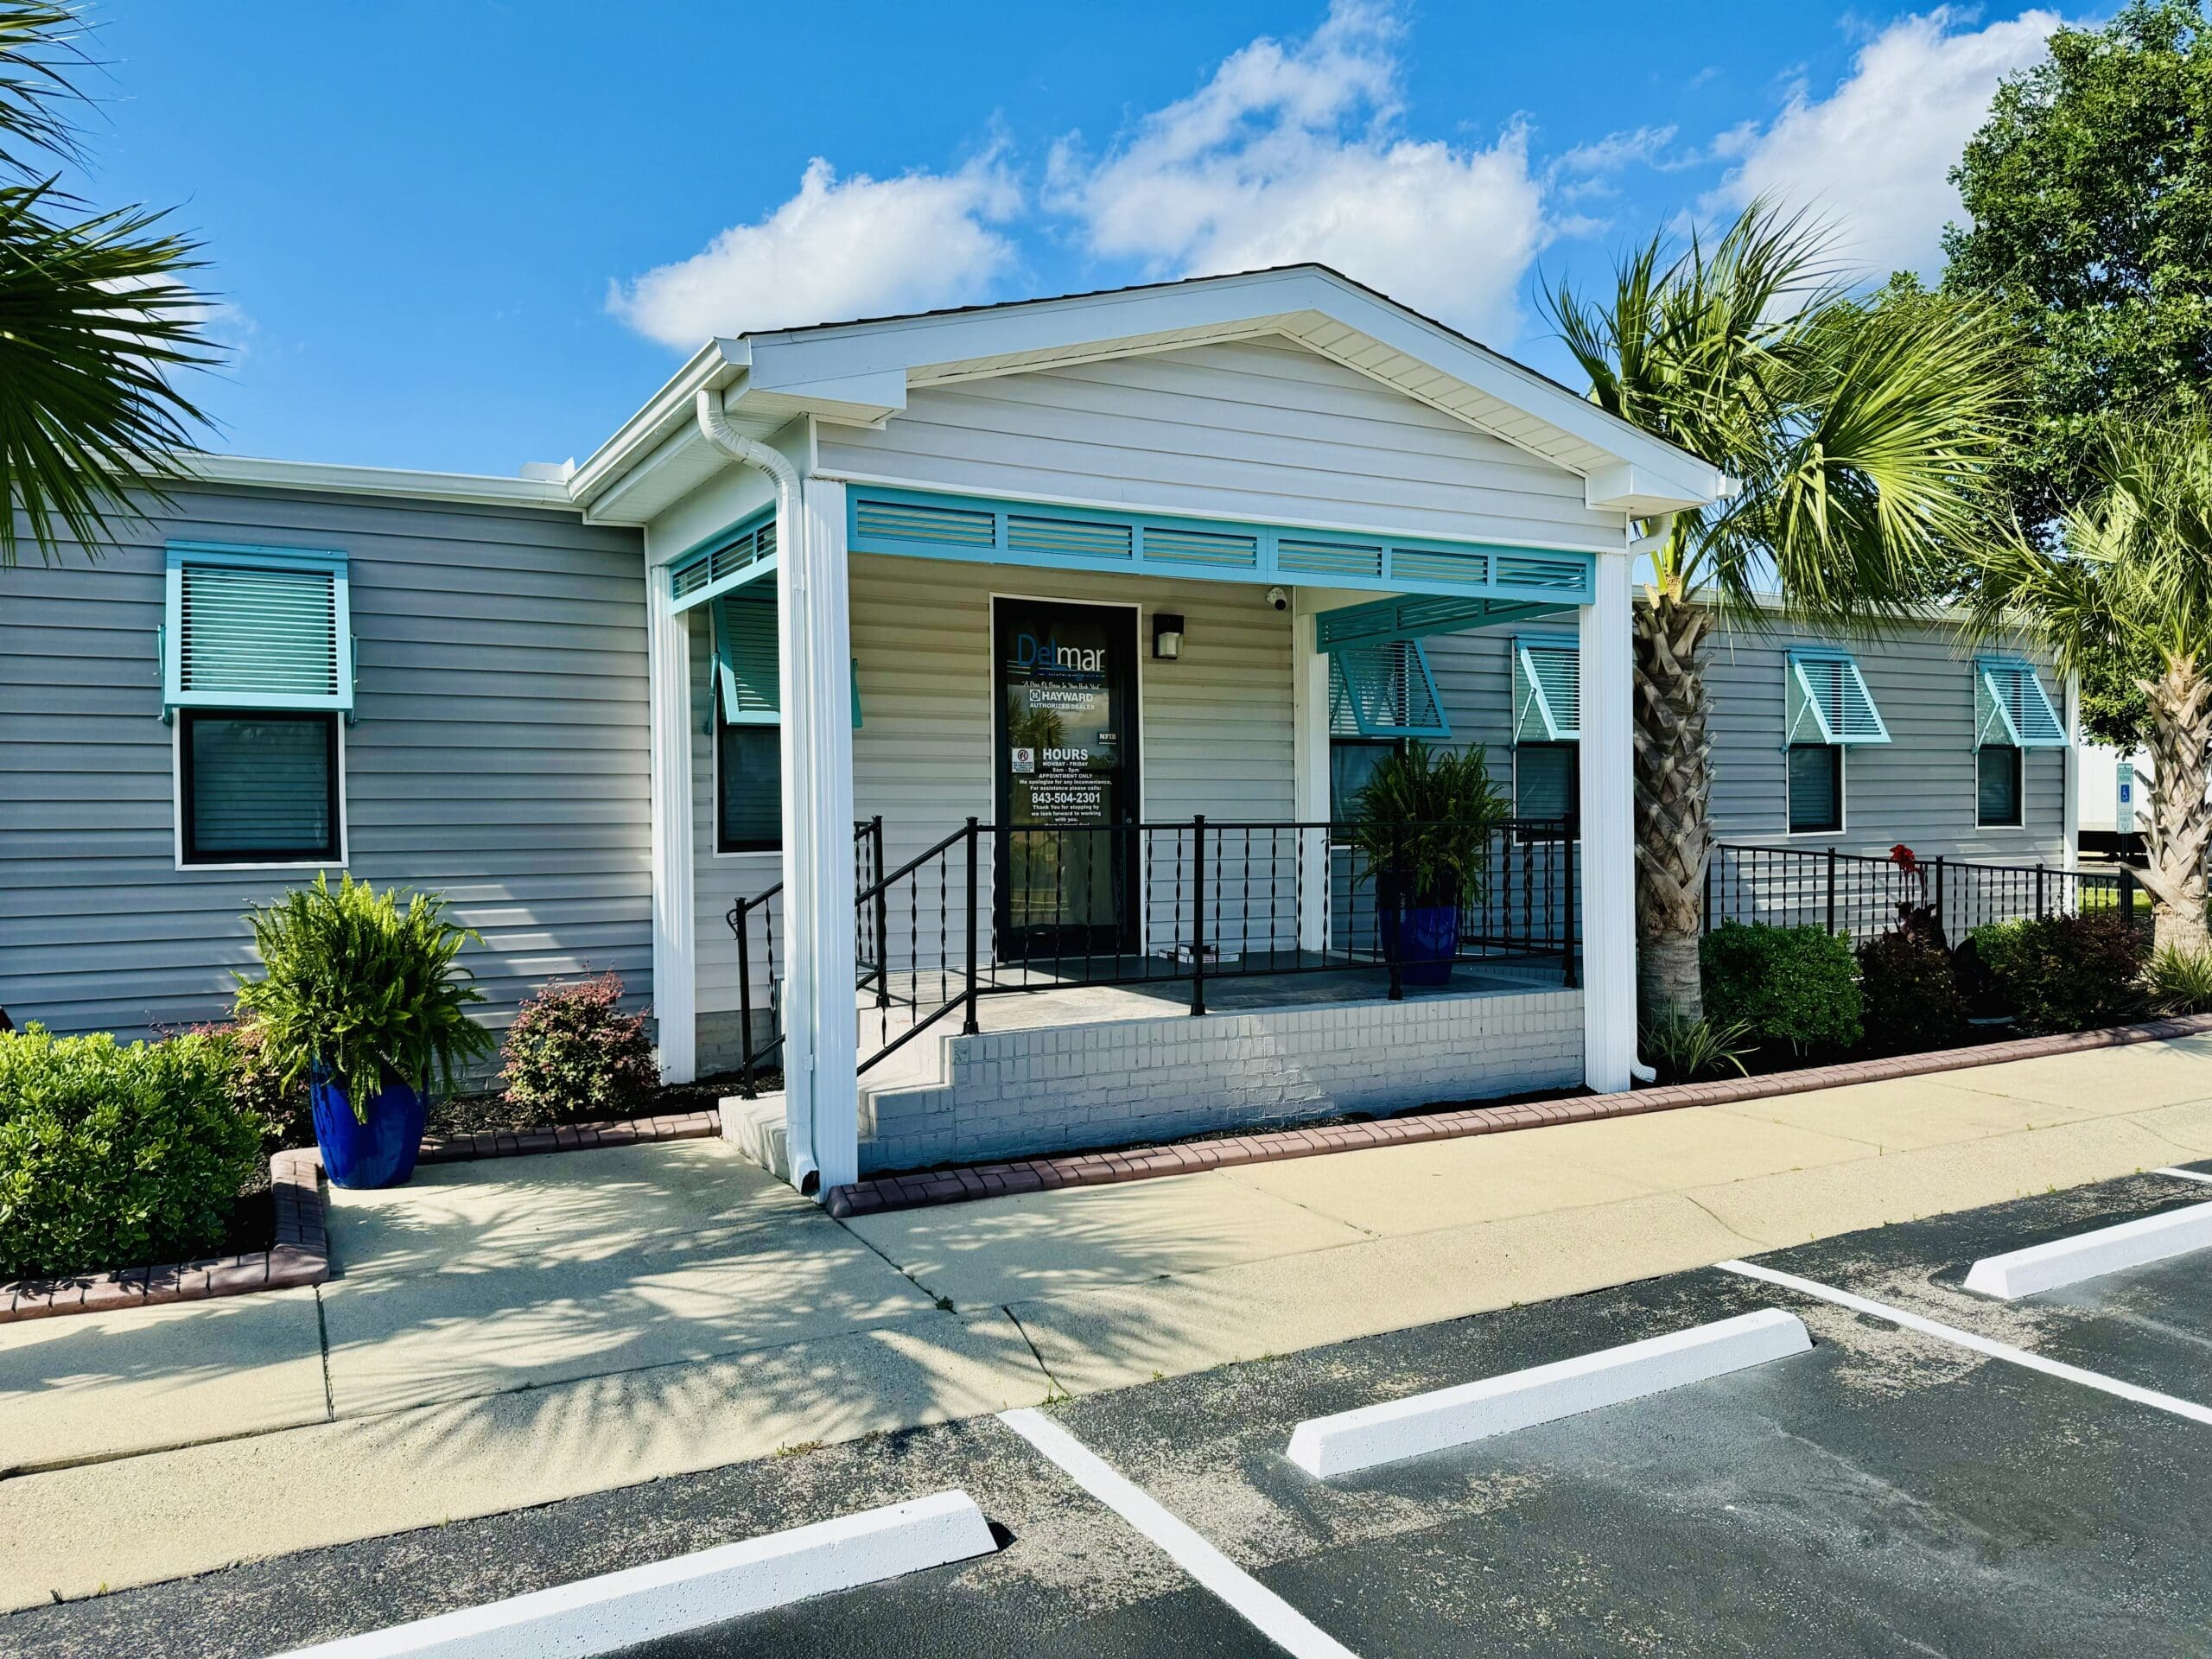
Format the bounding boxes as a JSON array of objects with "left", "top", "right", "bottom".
[
  {"left": 713, "top": 593, "right": 780, "bottom": 725},
  {"left": 163, "top": 545, "right": 352, "bottom": 714},
  {"left": 1513, "top": 638, "right": 1580, "bottom": 741},
  {"left": 1976, "top": 658, "right": 2066, "bottom": 748},
  {"left": 1329, "top": 639, "right": 1450, "bottom": 739},
  {"left": 1787, "top": 652, "right": 1889, "bottom": 745}
]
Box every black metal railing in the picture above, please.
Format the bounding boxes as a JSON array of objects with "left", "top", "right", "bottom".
[
  {"left": 726, "top": 819, "right": 880, "bottom": 1097},
  {"left": 1705, "top": 842, "right": 2147, "bottom": 948},
  {"left": 836, "top": 816, "right": 1576, "bottom": 1079}
]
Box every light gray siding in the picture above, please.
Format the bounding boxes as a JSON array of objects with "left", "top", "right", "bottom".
[
  {"left": 1, "top": 485, "right": 652, "bottom": 1040},
  {"left": 817, "top": 338, "right": 1624, "bottom": 554},
  {"left": 1425, "top": 615, "right": 2069, "bottom": 862}
]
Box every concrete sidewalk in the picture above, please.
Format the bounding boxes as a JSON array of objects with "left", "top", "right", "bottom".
[{"left": 3, "top": 1033, "right": 2209, "bottom": 1609}]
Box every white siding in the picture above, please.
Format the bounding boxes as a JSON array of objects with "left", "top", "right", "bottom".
[{"left": 818, "top": 338, "right": 1622, "bottom": 554}]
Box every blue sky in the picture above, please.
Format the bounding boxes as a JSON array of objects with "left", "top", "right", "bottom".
[{"left": 78, "top": 1, "right": 2081, "bottom": 476}]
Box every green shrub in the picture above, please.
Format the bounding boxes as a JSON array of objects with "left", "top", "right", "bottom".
[
  {"left": 499, "top": 974, "right": 658, "bottom": 1121},
  {"left": 1986, "top": 912, "right": 2150, "bottom": 1034},
  {"left": 0, "top": 1027, "right": 263, "bottom": 1280},
  {"left": 187, "top": 1020, "right": 312, "bottom": 1153},
  {"left": 1700, "top": 921, "right": 1863, "bottom": 1056},
  {"left": 1640, "top": 1010, "right": 1753, "bottom": 1084},
  {"left": 236, "top": 873, "right": 497, "bottom": 1119},
  {"left": 2145, "top": 944, "right": 2212, "bottom": 1015},
  {"left": 1854, "top": 931, "right": 1967, "bottom": 1056}
]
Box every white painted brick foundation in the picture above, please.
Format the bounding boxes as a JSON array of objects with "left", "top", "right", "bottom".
[{"left": 857, "top": 988, "right": 1585, "bottom": 1173}]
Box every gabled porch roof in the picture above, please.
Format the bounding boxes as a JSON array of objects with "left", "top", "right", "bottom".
[{"left": 570, "top": 264, "right": 1731, "bottom": 528}]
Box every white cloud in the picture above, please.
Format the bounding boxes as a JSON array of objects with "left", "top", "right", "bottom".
[
  {"left": 1047, "top": 0, "right": 1548, "bottom": 340},
  {"left": 1707, "top": 8, "right": 2060, "bottom": 279},
  {"left": 608, "top": 155, "right": 1020, "bottom": 347}
]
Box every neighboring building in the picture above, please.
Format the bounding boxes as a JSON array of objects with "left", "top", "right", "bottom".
[
  {"left": 2075, "top": 740, "right": 2151, "bottom": 856},
  {"left": 0, "top": 266, "right": 2075, "bottom": 1192}
]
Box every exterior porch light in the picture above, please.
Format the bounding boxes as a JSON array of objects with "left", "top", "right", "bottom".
[{"left": 1152, "top": 613, "right": 1185, "bottom": 660}]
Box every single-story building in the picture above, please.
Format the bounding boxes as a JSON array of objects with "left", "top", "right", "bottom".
[{"left": 0, "top": 265, "right": 2075, "bottom": 1193}]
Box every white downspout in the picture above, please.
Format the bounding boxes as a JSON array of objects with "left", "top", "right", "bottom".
[{"left": 695, "top": 389, "right": 822, "bottom": 1189}]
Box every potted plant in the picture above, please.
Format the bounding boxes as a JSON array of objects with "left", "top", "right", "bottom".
[
  {"left": 1350, "top": 741, "right": 1510, "bottom": 985},
  {"left": 236, "top": 874, "right": 496, "bottom": 1188}
]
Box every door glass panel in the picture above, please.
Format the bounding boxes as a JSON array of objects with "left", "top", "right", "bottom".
[{"left": 995, "top": 600, "right": 1139, "bottom": 960}]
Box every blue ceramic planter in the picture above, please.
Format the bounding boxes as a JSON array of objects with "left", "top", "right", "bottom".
[
  {"left": 1382, "top": 903, "right": 1460, "bottom": 986},
  {"left": 309, "top": 1073, "right": 427, "bottom": 1189}
]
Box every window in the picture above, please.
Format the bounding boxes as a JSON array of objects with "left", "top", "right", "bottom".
[
  {"left": 1977, "top": 743, "right": 2023, "bottom": 827},
  {"left": 179, "top": 709, "right": 340, "bottom": 864},
  {"left": 1515, "top": 742, "right": 1579, "bottom": 821},
  {"left": 1330, "top": 738, "right": 1399, "bottom": 831},
  {"left": 1788, "top": 744, "right": 1843, "bottom": 835},
  {"left": 162, "top": 543, "right": 353, "bottom": 867},
  {"left": 716, "top": 715, "right": 782, "bottom": 852}
]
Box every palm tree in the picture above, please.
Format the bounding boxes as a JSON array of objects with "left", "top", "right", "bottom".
[
  {"left": 0, "top": 2, "right": 215, "bottom": 566},
  {"left": 1971, "top": 421, "right": 2212, "bottom": 956},
  {"left": 1545, "top": 205, "right": 2019, "bottom": 1020}
]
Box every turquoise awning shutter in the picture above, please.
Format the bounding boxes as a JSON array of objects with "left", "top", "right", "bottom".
[
  {"left": 712, "top": 592, "right": 779, "bottom": 726},
  {"left": 1513, "top": 636, "right": 1580, "bottom": 741},
  {"left": 1975, "top": 657, "right": 2066, "bottom": 748},
  {"left": 1786, "top": 650, "right": 1889, "bottom": 745},
  {"left": 1327, "top": 639, "right": 1450, "bottom": 740},
  {"left": 162, "top": 543, "right": 352, "bottom": 715},
  {"left": 709, "top": 593, "right": 863, "bottom": 730}
]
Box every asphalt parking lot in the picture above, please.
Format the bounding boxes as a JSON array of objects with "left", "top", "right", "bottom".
[{"left": 10, "top": 1161, "right": 2212, "bottom": 1658}]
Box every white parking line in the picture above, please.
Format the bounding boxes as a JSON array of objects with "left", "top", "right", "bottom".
[
  {"left": 1286, "top": 1309, "right": 1811, "bottom": 1478},
  {"left": 2156, "top": 1166, "right": 2212, "bottom": 1186},
  {"left": 1964, "top": 1202, "right": 2212, "bottom": 1299},
  {"left": 268, "top": 1491, "right": 996, "bottom": 1659},
  {"left": 999, "top": 1408, "right": 1359, "bottom": 1659},
  {"left": 1718, "top": 1261, "right": 2212, "bottom": 1427}
]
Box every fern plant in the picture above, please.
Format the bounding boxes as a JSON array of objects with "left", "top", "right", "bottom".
[
  {"left": 1348, "top": 741, "right": 1511, "bottom": 908},
  {"left": 235, "top": 874, "right": 496, "bottom": 1121}
]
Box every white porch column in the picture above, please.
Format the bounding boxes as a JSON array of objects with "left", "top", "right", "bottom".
[
  {"left": 799, "top": 478, "right": 859, "bottom": 1192},
  {"left": 1291, "top": 591, "right": 1330, "bottom": 953},
  {"left": 1578, "top": 551, "right": 1636, "bottom": 1094},
  {"left": 645, "top": 558, "right": 697, "bottom": 1084}
]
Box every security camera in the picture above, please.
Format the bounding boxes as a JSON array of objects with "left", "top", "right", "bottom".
[{"left": 1265, "top": 586, "right": 1290, "bottom": 612}]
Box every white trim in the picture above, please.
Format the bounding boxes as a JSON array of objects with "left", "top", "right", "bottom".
[
  {"left": 1579, "top": 550, "right": 1635, "bottom": 1094},
  {"left": 1963, "top": 1203, "right": 2212, "bottom": 1300},
  {"left": 1292, "top": 591, "right": 1330, "bottom": 953},
  {"left": 268, "top": 1490, "right": 996, "bottom": 1659},
  {"left": 171, "top": 712, "right": 350, "bottom": 872},
  {"left": 2063, "top": 668, "right": 2082, "bottom": 856},
  {"left": 1719, "top": 1259, "right": 2212, "bottom": 1427},
  {"left": 997, "top": 1409, "right": 1359, "bottom": 1659},
  {"left": 180, "top": 453, "right": 575, "bottom": 511},
  {"left": 647, "top": 549, "right": 698, "bottom": 1084},
  {"left": 817, "top": 466, "right": 1624, "bottom": 563},
  {"left": 1285, "top": 1310, "right": 1811, "bottom": 1478}
]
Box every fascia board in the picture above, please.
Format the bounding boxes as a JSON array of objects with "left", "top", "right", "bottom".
[
  {"left": 569, "top": 340, "right": 747, "bottom": 506},
  {"left": 177, "top": 454, "right": 574, "bottom": 510}
]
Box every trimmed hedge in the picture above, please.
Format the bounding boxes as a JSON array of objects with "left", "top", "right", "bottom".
[
  {"left": 1980, "top": 912, "right": 2150, "bottom": 1035},
  {"left": 1701, "top": 920, "right": 1863, "bottom": 1056},
  {"left": 1855, "top": 930, "right": 1967, "bottom": 1057},
  {"left": 0, "top": 1027, "right": 263, "bottom": 1281}
]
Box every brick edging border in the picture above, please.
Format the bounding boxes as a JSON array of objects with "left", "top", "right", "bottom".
[
  {"left": 0, "top": 1108, "right": 721, "bottom": 1325},
  {"left": 823, "top": 1014, "right": 2212, "bottom": 1219}
]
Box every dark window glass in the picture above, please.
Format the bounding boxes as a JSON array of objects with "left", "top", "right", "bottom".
[
  {"left": 1787, "top": 743, "right": 1842, "bottom": 835},
  {"left": 180, "top": 710, "right": 340, "bottom": 864},
  {"left": 718, "top": 719, "right": 783, "bottom": 852},
  {"left": 1977, "top": 744, "right": 2023, "bottom": 827},
  {"left": 1329, "top": 739, "right": 1399, "bottom": 829},
  {"left": 1515, "top": 742, "right": 1579, "bottom": 821}
]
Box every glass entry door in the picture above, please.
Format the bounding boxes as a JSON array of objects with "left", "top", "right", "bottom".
[{"left": 992, "top": 598, "right": 1141, "bottom": 963}]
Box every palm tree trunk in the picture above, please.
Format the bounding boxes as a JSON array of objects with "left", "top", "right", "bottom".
[
  {"left": 2139, "top": 657, "right": 2212, "bottom": 956},
  {"left": 1632, "top": 594, "right": 1715, "bottom": 1020}
]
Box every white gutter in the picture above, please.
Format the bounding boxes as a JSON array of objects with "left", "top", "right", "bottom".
[{"left": 694, "top": 388, "right": 821, "bottom": 1192}]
